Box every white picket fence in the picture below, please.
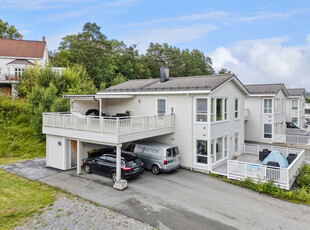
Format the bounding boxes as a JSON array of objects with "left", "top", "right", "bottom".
[{"left": 227, "top": 144, "right": 305, "bottom": 190}]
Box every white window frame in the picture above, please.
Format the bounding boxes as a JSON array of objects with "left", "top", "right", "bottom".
[
  {"left": 196, "top": 139, "right": 208, "bottom": 165},
  {"left": 292, "top": 99, "right": 298, "bottom": 111},
  {"left": 263, "top": 123, "right": 272, "bottom": 139},
  {"left": 264, "top": 99, "right": 272, "bottom": 114},
  {"left": 195, "top": 97, "right": 208, "bottom": 123},
  {"left": 211, "top": 97, "right": 228, "bottom": 123},
  {"left": 234, "top": 98, "right": 239, "bottom": 119},
  {"left": 156, "top": 97, "right": 167, "bottom": 115}
]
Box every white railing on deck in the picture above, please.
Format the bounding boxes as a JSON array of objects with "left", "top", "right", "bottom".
[
  {"left": 43, "top": 112, "right": 175, "bottom": 134},
  {"left": 229, "top": 143, "right": 305, "bottom": 190},
  {"left": 286, "top": 134, "right": 310, "bottom": 145}
]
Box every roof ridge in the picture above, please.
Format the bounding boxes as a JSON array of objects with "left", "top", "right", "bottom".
[{"left": 0, "top": 38, "right": 45, "bottom": 43}]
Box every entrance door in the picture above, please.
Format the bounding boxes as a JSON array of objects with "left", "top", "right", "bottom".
[
  {"left": 71, "top": 140, "right": 77, "bottom": 168},
  {"left": 1, "top": 87, "right": 11, "bottom": 96}
]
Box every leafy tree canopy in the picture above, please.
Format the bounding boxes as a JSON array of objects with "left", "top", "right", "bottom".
[{"left": 0, "top": 19, "right": 21, "bottom": 39}]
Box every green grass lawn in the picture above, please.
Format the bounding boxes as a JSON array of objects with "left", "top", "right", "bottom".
[{"left": 0, "top": 160, "right": 59, "bottom": 230}]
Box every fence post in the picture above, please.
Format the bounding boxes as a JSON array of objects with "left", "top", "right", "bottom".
[
  {"left": 244, "top": 163, "right": 247, "bottom": 178},
  {"left": 63, "top": 115, "right": 65, "bottom": 128},
  {"left": 87, "top": 116, "right": 90, "bottom": 131},
  {"left": 130, "top": 117, "right": 133, "bottom": 131},
  {"left": 75, "top": 116, "right": 77, "bottom": 130},
  {"left": 227, "top": 161, "right": 230, "bottom": 178},
  {"left": 101, "top": 117, "right": 103, "bottom": 133}
]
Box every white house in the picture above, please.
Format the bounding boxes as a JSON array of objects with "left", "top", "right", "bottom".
[
  {"left": 244, "top": 84, "right": 289, "bottom": 144},
  {"left": 42, "top": 69, "right": 249, "bottom": 189},
  {"left": 286, "top": 88, "right": 306, "bottom": 128},
  {"left": 0, "top": 36, "right": 49, "bottom": 96}
]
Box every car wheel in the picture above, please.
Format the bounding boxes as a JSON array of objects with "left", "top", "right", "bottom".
[
  {"left": 111, "top": 171, "right": 117, "bottom": 182},
  {"left": 151, "top": 165, "right": 160, "bottom": 175},
  {"left": 84, "top": 165, "right": 91, "bottom": 174}
]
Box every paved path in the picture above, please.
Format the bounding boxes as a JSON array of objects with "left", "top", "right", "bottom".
[{"left": 3, "top": 159, "right": 310, "bottom": 230}]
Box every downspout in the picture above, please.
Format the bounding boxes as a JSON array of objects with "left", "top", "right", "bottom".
[{"left": 93, "top": 96, "right": 101, "bottom": 117}]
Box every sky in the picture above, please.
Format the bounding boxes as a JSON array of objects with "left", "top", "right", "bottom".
[{"left": 1, "top": 0, "right": 310, "bottom": 89}]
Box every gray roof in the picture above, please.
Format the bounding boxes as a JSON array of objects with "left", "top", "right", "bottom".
[
  {"left": 101, "top": 74, "right": 239, "bottom": 93},
  {"left": 245, "top": 84, "right": 288, "bottom": 96},
  {"left": 287, "top": 88, "right": 306, "bottom": 97}
]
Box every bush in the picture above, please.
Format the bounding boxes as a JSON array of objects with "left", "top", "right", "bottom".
[{"left": 296, "top": 164, "right": 310, "bottom": 188}]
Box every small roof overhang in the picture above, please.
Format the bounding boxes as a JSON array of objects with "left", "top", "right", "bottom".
[{"left": 63, "top": 94, "right": 134, "bottom": 100}]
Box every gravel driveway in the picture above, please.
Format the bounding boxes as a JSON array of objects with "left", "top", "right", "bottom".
[{"left": 16, "top": 195, "right": 153, "bottom": 230}]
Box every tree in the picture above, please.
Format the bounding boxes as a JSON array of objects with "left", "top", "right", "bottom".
[
  {"left": 0, "top": 19, "right": 21, "bottom": 39},
  {"left": 54, "top": 22, "right": 113, "bottom": 88},
  {"left": 218, "top": 68, "right": 233, "bottom": 75}
]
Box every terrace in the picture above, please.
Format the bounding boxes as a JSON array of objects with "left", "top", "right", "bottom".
[
  {"left": 42, "top": 112, "right": 175, "bottom": 144},
  {"left": 212, "top": 143, "right": 305, "bottom": 190}
]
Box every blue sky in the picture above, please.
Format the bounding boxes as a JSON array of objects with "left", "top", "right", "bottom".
[{"left": 1, "top": 0, "right": 310, "bottom": 88}]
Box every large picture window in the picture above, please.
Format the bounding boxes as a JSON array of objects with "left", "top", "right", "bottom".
[
  {"left": 157, "top": 98, "right": 166, "bottom": 115},
  {"left": 196, "top": 98, "right": 208, "bottom": 122},
  {"left": 196, "top": 140, "right": 208, "bottom": 164},
  {"left": 264, "top": 124, "right": 272, "bottom": 139},
  {"left": 292, "top": 100, "right": 298, "bottom": 110},
  {"left": 264, "top": 99, "right": 272, "bottom": 114}
]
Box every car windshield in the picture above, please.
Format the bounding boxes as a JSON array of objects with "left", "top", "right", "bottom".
[
  {"left": 126, "top": 158, "right": 142, "bottom": 167},
  {"left": 172, "top": 147, "right": 179, "bottom": 156}
]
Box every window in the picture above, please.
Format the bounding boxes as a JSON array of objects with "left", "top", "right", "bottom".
[
  {"left": 292, "top": 117, "right": 298, "bottom": 125},
  {"left": 264, "top": 99, "right": 272, "bottom": 114},
  {"left": 264, "top": 124, "right": 272, "bottom": 139},
  {"left": 196, "top": 98, "right": 208, "bottom": 122},
  {"left": 157, "top": 98, "right": 166, "bottom": 115},
  {"left": 235, "top": 132, "right": 239, "bottom": 153},
  {"left": 196, "top": 140, "right": 208, "bottom": 164},
  {"left": 15, "top": 68, "right": 22, "bottom": 77},
  {"left": 292, "top": 100, "right": 298, "bottom": 110},
  {"left": 216, "top": 137, "right": 223, "bottom": 162},
  {"left": 210, "top": 98, "right": 228, "bottom": 122},
  {"left": 224, "top": 136, "right": 228, "bottom": 157},
  {"left": 211, "top": 98, "right": 215, "bottom": 122},
  {"left": 224, "top": 98, "right": 228, "bottom": 120},
  {"left": 216, "top": 98, "right": 223, "bottom": 121},
  {"left": 235, "top": 99, "right": 239, "bottom": 119}
]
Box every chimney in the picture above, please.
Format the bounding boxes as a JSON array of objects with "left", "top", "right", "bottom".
[
  {"left": 19, "top": 35, "right": 23, "bottom": 40},
  {"left": 160, "top": 66, "right": 169, "bottom": 83},
  {"left": 42, "top": 36, "right": 46, "bottom": 42}
]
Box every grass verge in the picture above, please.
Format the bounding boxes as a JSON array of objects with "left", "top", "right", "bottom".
[{"left": 0, "top": 162, "right": 59, "bottom": 230}]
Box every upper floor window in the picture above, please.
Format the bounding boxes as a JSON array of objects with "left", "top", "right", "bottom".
[
  {"left": 157, "top": 98, "right": 166, "bottom": 115},
  {"left": 15, "top": 68, "right": 23, "bottom": 77},
  {"left": 235, "top": 99, "right": 239, "bottom": 119},
  {"left": 215, "top": 98, "right": 228, "bottom": 122},
  {"left": 292, "top": 100, "right": 298, "bottom": 110},
  {"left": 196, "top": 98, "right": 208, "bottom": 122},
  {"left": 264, "top": 99, "right": 272, "bottom": 114}
]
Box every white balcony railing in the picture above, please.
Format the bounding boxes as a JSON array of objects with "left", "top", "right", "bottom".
[
  {"left": 43, "top": 112, "right": 175, "bottom": 135},
  {"left": 227, "top": 143, "right": 305, "bottom": 190}
]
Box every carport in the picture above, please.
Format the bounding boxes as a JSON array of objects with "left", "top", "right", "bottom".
[{"left": 43, "top": 95, "right": 175, "bottom": 190}]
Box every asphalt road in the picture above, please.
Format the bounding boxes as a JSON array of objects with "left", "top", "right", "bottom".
[{"left": 4, "top": 159, "right": 310, "bottom": 230}]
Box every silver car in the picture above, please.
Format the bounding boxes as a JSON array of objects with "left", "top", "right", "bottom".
[{"left": 123, "top": 142, "right": 181, "bottom": 175}]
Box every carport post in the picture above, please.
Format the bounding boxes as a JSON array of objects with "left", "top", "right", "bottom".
[
  {"left": 116, "top": 144, "right": 122, "bottom": 181},
  {"left": 77, "top": 140, "right": 81, "bottom": 175},
  {"left": 113, "top": 143, "right": 128, "bottom": 190}
]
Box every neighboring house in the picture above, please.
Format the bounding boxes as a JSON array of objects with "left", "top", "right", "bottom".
[
  {"left": 244, "top": 84, "right": 289, "bottom": 144},
  {"left": 305, "top": 102, "right": 310, "bottom": 123},
  {"left": 42, "top": 69, "right": 249, "bottom": 189},
  {"left": 286, "top": 88, "right": 306, "bottom": 128},
  {"left": 0, "top": 36, "right": 49, "bottom": 96}
]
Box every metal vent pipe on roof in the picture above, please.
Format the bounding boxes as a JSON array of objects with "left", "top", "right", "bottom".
[{"left": 160, "top": 66, "right": 169, "bottom": 83}]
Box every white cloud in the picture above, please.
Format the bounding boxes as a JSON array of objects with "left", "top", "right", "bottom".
[
  {"left": 123, "top": 23, "right": 217, "bottom": 53},
  {"left": 209, "top": 36, "right": 310, "bottom": 89},
  {"left": 123, "top": 11, "right": 229, "bottom": 28}
]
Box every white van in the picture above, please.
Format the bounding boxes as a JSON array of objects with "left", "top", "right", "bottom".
[{"left": 123, "top": 142, "right": 181, "bottom": 175}]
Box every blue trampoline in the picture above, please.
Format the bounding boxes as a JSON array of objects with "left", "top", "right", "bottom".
[{"left": 262, "top": 150, "right": 289, "bottom": 168}]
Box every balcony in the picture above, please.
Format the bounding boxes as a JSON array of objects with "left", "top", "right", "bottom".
[
  {"left": 4, "top": 74, "right": 19, "bottom": 81},
  {"left": 42, "top": 113, "right": 175, "bottom": 144}
]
